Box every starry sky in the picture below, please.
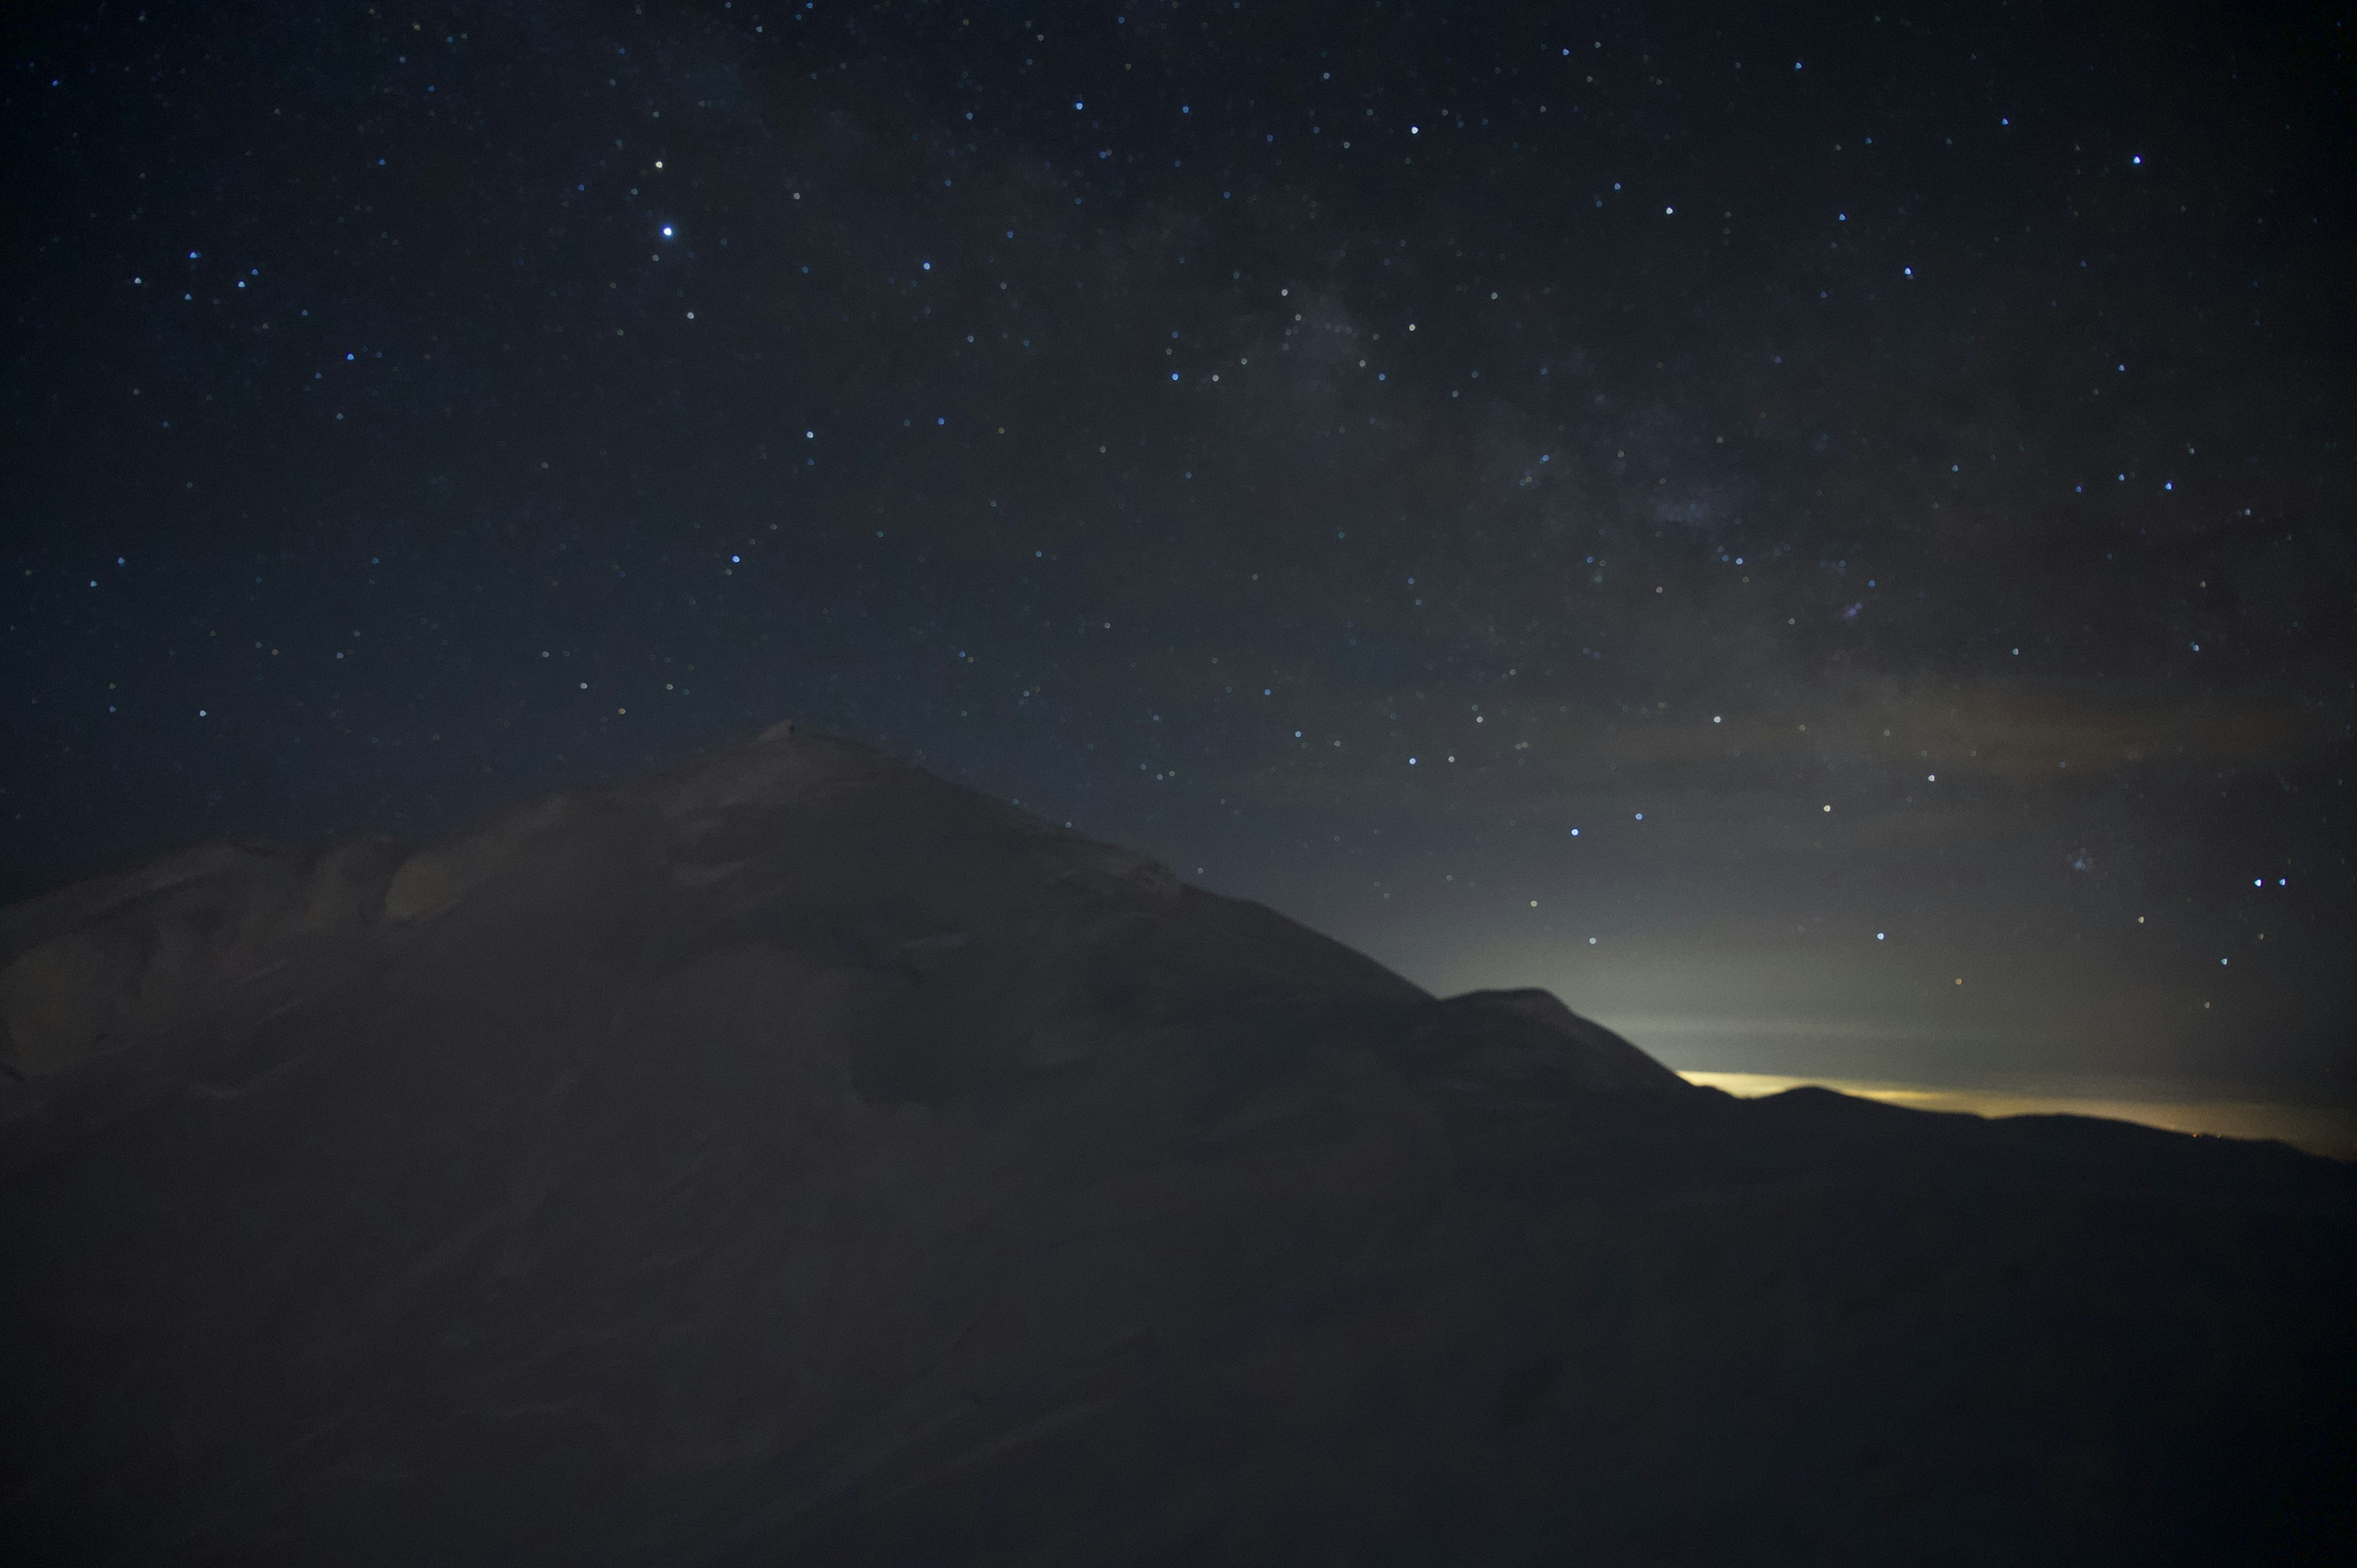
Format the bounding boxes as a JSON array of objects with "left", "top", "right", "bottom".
[{"left": 7, "top": 1, "right": 2353, "bottom": 1105}]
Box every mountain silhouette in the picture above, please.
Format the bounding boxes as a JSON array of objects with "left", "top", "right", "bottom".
[{"left": 2, "top": 722, "right": 2349, "bottom": 1564}]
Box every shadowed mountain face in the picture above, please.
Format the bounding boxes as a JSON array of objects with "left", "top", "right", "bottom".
[{"left": 1, "top": 725, "right": 2350, "bottom": 1565}]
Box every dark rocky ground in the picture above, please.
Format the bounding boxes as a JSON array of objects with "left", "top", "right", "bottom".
[{"left": 2, "top": 723, "right": 2350, "bottom": 1564}]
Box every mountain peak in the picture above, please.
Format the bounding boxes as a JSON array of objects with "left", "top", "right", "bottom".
[{"left": 0, "top": 725, "right": 2347, "bottom": 1562}]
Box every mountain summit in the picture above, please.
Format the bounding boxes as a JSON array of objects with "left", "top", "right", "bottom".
[{"left": 2, "top": 724, "right": 2348, "bottom": 1563}]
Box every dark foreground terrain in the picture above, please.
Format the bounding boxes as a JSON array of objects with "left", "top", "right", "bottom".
[{"left": 2, "top": 724, "right": 2350, "bottom": 1564}]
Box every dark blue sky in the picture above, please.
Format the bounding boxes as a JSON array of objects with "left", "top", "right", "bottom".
[{"left": 6, "top": 0, "right": 2351, "bottom": 1099}]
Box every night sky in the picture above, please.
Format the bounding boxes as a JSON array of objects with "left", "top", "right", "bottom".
[{"left": 8, "top": 2, "right": 2353, "bottom": 1106}]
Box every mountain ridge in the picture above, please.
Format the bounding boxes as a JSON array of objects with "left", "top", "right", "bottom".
[{"left": 1, "top": 721, "right": 2348, "bottom": 1564}]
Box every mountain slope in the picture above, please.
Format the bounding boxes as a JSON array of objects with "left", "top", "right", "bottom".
[{"left": 1, "top": 723, "right": 2348, "bottom": 1564}]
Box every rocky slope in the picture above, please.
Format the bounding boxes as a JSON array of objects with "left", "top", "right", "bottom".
[{"left": 2, "top": 723, "right": 2348, "bottom": 1564}]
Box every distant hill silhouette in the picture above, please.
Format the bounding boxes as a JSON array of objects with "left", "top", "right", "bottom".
[{"left": 2, "top": 722, "right": 2350, "bottom": 1564}]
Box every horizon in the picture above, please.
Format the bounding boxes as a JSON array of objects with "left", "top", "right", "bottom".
[{"left": 5, "top": 715, "right": 2347, "bottom": 1161}]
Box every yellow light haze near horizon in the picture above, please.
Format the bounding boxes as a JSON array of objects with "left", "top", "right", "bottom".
[{"left": 1676, "top": 1072, "right": 2357, "bottom": 1162}]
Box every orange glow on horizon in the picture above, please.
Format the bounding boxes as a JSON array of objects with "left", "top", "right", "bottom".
[{"left": 1676, "top": 1072, "right": 2356, "bottom": 1162}]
